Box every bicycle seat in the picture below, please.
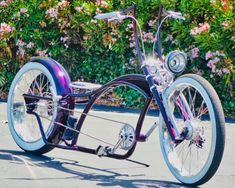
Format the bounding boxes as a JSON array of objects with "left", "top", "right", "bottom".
[{"left": 71, "top": 81, "right": 102, "bottom": 90}]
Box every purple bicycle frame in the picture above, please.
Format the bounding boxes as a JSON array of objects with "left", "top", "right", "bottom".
[{"left": 25, "top": 5, "right": 180, "bottom": 161}]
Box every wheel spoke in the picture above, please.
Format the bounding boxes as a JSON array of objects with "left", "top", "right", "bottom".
[
  {"left": 39, "top": 73, "right": 44, "bottom": 90},
  {"left": 187, "top": 87, "right": 197, "bottom": 118},
  {"left": 41, "top": 75, "right": 50, "bottom": 93},
  {"left": 35, "top": 77, "right": 43, "bottom": 95},
  {"left": 22, "top": 75, "right": 33, "bottom": 94},
  {"left": 197, "top": 100, "right": 208, "bottom": 119},
  {"left": 176, "top": 140, "right": 188, "bottom": 157},
  {"left": 180, "top": 146, "right": 191, "bottom": 173}
]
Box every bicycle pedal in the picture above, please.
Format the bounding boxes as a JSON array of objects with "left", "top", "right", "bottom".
[
  {"left": 96, "top": 145, "right": 113, "bottom": 157},
  {"left": 96, "top": 145, "right": 105, "bottom": 157},
  {"left": 104, "top": 146, "right": 113, "bottom": 155},
  {"left": 63, "top": 116, "right": 77, "bottom": 141}
]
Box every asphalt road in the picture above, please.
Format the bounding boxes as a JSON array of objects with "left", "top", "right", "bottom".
[{"left": 0, "top": 102, "right": 235, "bottom": 188}]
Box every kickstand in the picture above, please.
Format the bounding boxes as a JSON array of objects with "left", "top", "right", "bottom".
[{"left": 126, "top": 158, "right": 150, "bottom": 167}]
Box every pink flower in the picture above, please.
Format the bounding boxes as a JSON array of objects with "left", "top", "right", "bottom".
[
  {"left": 26, "top": 42, "right": 35, "bottom": 49},
  {"left": 213, "top": 57, "right": 220, "bottom": 64},
  {"left": 205, "top": 51, "right": 213, "bottom": 60},
  {"left": 128, "top": 23, "right": 133, "bottom": 28},
  {"left": 96, "top": 8, "right": 102, "bottom": 14},
  {"left": 58, "top": 0, "right": 70, "bottom": 7},
  {"left": 129, "top": 42, "right": 135, "bottom": 48},
  {"left": 191, "top": 47, "right": 200, "bottom": 59},
  {"left": 207, "top": 57, "right": 220, "bottom": 71},
  {"left": 0, "top": 22, "right": 13, "bottom": 33},
  {"left": 190, "top": 22, "right": 210, "bottom": 35},
  {"left": 0, "top": 1, "right": 8, "bottom": 6},
  {"left": 148, "top": 19, "right": 157, "bottom": 27},
  {"left": 20, "top": 8, "right": 28, "bottom": 14},
  {"left": 126, "top": 24, "right": 133, "bottom": 31},
  {"left": 217, "top": 68, "right": 230, "bottom": 77},
  {"left": 142, "top": 32, "right": 155, "bottom": 43},
  {"left": 16, "top": 39, "right": 26, "bottom": 47},
  {"left": 96, "top": 0, "right": 108, "bottom": 8},
  {"left": 75, "top": 6, "right": 83, "bottom": 13},
  {"left": 0, "top": 23, "right": 14, "bottom": 39},
  {"left": 201, "top": 22, "right": 210, "bottom": 32},
  {"left": 222, "top": 21, "right": 230, "bottom": 29},
  {"left": 207, "top": 60, "right": 214, "bottom": 69},
  {"left": 0, "top": 0, "right": 13, "bottom": 6},
  {"left": 16, "top": 48, "right": 26, "bottom": 58},
  {"left": 222, "top": 68, "right": 230, "bottom": 74},
  {"left": 218, "top": 69, "right": 223, "bottom": 77},
  {"left": 36, "top": 49, "right": 47, "bottom": 56},
  {"left": 46, "top": 8, "right": 58, "bottom": 18},
  {"left": 206, "top": 50, "right": 225, "bottom": 59},
  {"left": 101, "top": 1, "right": 108, "bottom": 8}
]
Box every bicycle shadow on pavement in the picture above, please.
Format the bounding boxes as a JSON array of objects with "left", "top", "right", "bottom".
[{"left": 0, "top": 149, "right": 198, "bottom": 188}]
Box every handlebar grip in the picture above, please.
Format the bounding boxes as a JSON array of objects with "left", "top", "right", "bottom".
[
  {"left": 94, "top": 12, "right": 119, "bottom": 20},
  {"left": 167, "top": 10, "right": 185, "bottom": 20},
  {"left": 94, "top": 5, "right": 136, "bottom": 20}
]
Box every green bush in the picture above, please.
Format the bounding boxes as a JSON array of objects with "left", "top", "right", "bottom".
[{"left": 0, "top": 0, "right": 234, "bottom": 115}]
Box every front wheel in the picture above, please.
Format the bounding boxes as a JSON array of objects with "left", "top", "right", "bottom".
[{"left": 159, "top": 74, "right": 225, "bottom": 186}]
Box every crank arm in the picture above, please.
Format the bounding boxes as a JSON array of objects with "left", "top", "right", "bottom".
[{"left": 111, "top": 138, "right": 124, "bottom": 154}]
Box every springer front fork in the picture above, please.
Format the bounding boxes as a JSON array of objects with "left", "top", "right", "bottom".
[{"left": 141, "top": 66, "right": 191, "bottom": 143}]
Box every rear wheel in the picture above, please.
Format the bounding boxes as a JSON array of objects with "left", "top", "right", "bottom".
[
  {"left": 159, "top": 74, "right": 225, "bottom": 186},
  {"left": 7, "top": 62, "right": 70, "bottom": 154}
]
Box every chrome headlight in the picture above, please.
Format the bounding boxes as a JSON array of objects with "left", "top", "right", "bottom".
[{"left": 165, "top": 50, "right": 187, "bottom": 74}]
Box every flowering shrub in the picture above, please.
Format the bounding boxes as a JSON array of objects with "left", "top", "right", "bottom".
[
  {"left": 0, "top": 0, "right": 234, "bottom": 115},
  {"left": 190, "top": 22, "right": 210, "bottom": 35}
]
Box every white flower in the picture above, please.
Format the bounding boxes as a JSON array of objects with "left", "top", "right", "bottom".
[{"left": 20, "top": 8, "right": 28, "bottom": 14}]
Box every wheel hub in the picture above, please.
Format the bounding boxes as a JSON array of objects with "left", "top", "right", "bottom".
[
  {"left": 185, "top": 120, "right": 201, "bottom": 140},
  {"left": 35, "top": 92, "right": 53, "bottom": 117},
  {"left": 184, "top": 120, "right": 205, "bottom": 148}
]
